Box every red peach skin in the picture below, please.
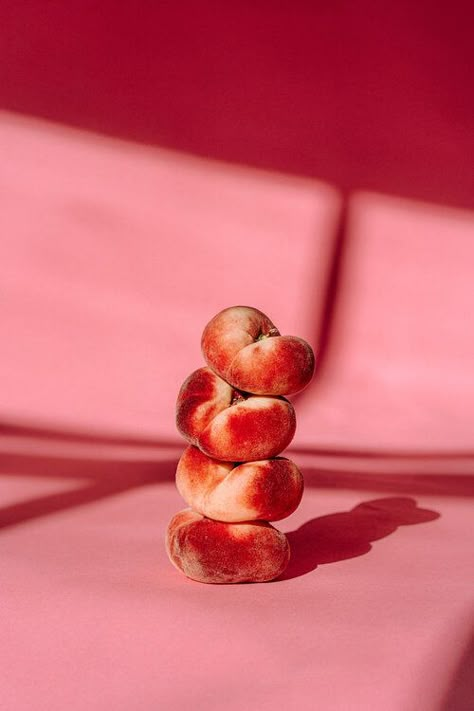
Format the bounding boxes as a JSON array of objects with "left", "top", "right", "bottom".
[
  {"left": 166, "top": 509, "right": 290, "bottom": 584},
  {"left": 176, "top": 445, "right": 304, "bottom": 522},
  {"left": 176, "top": 367, "right": 296, "bottom": 461},
  {"left": 201, "top": 305, "right": 315, "bottom": 395}
]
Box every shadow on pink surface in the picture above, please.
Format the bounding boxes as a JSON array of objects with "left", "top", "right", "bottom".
[
  {"left": 279, "top": 497, "right": 440, "bottom": 581},
  {"left": 6, "top": 422, "right": 474, "bottom": 467},
  {"left": 2, "top": 3, "right": 472, "bottom": 210},
  {"left": 303, "top": 467, "right": 474, "bottom": 498},
  {"left": 1, "top": 421, "right": 178, "bottom": 450},
  {"left": 0, "top": 450, "right": 177, "bottom": 531},
  {"left": 0, "top": 447, "right": 443, "bottom": 585},
  {"left": 440, "top": 629, "right": 474, "bottom": 711},
  {"left": 292, "top": 194, "right": 348, "bottom": 400},
  {"left": 3, "top": 424, "right": 472, "bottom": 543}
]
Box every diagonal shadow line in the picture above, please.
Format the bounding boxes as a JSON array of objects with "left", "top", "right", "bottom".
[
  {"left": 0, "top": 481, "right": 136, "bottom": 530},
  {"left": 0, "top": 457, "right": 177, "bottom": 530},
  {"left": 310, "top": 192, "right": 348, "bottom": 382},
  {"left": 291, "top": 194, "right": 348, "bottom": 406}
]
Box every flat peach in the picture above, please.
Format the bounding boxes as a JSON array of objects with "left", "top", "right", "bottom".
[
  {"left": 176, "top": 445, "right": 304, "bottom": 522},
  {"left": 166, "top": 509, "right": 290, "bottom": 584},
  {"left": 201, "top": 305, "right": 315, "bottom": 395},
  {"left": 176, "top": 367, "right": 296, "bottom": 461}
]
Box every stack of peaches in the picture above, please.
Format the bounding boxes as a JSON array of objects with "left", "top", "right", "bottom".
[{"left": 166, "top": 306, "right": 315, "bottom": 584}]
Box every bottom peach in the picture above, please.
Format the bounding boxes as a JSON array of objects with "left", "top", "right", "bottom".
[{"left": 166, "top": 509, "right": 290, "bottom": 584}]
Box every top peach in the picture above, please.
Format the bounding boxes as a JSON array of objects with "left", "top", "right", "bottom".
[{"left": 201, "top": 306, "right": 315, "bottom": 396}]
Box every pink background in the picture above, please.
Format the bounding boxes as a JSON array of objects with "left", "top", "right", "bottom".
[{"left": 1, "top": 3, "right": 473, "bottom": 710}]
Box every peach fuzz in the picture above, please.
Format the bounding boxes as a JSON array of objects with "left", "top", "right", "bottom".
[
  {"left": 166, "top": 509, "right": 290, "bottom": 584},
  {"left": 176, "top": 445, "right": 304, "bottom": 522},
  {"left": 176, "top": 367, "right": 296, "bottom": 461},
  {"left": 201, "top": 305, "right": 315, "bottom": 395}
]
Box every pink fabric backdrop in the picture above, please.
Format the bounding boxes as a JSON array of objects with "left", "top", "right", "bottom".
[{"left": 2, "top": 3, "right": 473, "bottom": 710}]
